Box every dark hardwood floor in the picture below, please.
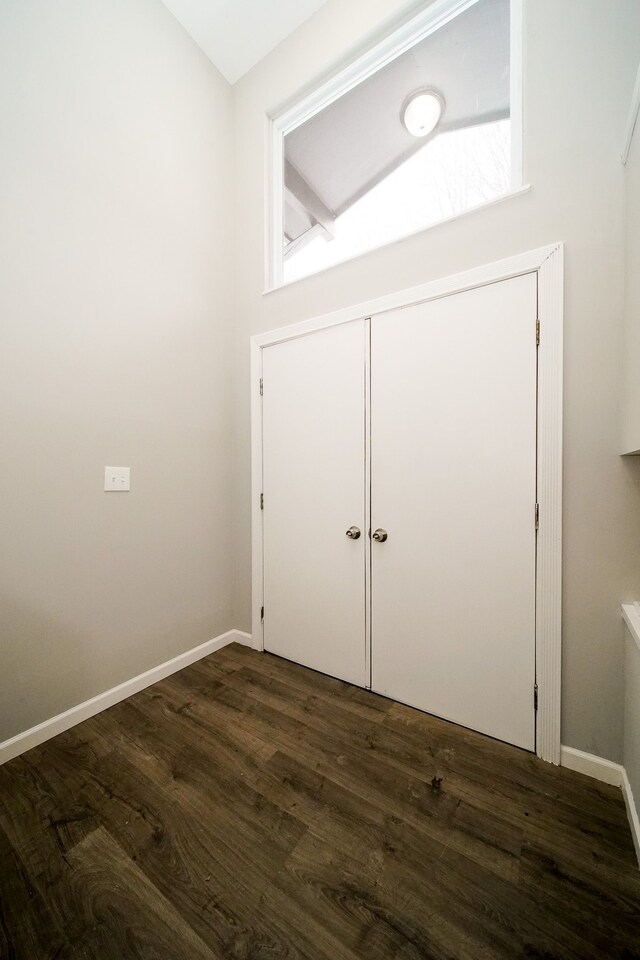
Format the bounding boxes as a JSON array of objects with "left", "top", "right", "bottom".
[{"left": 1, "top": 642, "right": 639, "bottom": 959}]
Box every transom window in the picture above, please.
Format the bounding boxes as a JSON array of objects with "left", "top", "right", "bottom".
[{"left": 269, "top": 0, "right": 522, "bottom": 287}]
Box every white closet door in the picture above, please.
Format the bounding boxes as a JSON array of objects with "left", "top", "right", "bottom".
[
  {"left": 371, "top": 274, "right": 538, "bottom": 750},
  {"left": 262, "top": 320, "right": 367, "bottom": 686}
]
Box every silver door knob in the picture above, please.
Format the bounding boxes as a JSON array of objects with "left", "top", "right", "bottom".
[
  {"left": 346, "top": 526, "right": 361, "bottom": 539},
  {"left": 372, "top": 528, "right": 388, "bottom": 542}
]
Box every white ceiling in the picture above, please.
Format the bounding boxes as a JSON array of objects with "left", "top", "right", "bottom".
[{"left": 160, "top": 0, "right": 330, "bottom": 84}]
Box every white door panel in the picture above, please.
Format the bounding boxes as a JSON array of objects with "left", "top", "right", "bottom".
[
  {"left": 371, "top": 275, "right": 537, "bottom": 750},
  {"left": 262, "top": 320, "right": 367, "bottom": 686}
]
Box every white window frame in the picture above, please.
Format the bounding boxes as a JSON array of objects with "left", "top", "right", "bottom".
[{"left": 266, "top": 0, "right": 524, "bottom": 291}]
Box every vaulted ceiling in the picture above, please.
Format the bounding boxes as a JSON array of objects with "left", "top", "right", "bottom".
[{"left": 160, "top": 0, "right": 330, "bottom": 84}]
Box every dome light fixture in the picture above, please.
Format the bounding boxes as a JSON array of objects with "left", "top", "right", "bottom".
[{"left": 401, "top": 90, "right": 444, "bottom": 138}]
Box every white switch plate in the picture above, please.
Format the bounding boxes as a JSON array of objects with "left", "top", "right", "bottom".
[{"left": 104, "top": 466, "right": 130, "bottom": 491}]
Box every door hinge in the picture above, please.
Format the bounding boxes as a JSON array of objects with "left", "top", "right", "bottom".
[
  {"left": 259, "top": 378, "right": 263, "bottom": 396},
  {"left": 261, "top": 605, "right": 264, "bottom": 622},
  {"left": 260, "top": 493, "right": 264, "bottom": 510},
  {"left": 535, "top": 502, "right": 539, "bottom": 531},
  {"left": 536, "top": 320, "right": 540, "bottom": 346},
  {"left": 534, "top": 683, "right": 539, "bottom": 711}
]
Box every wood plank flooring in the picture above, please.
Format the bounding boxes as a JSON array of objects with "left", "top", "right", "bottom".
[{"left": 1, "top": 642, "right": 639, "bottom": 959}]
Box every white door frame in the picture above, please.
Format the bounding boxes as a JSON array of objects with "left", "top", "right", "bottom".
[{"left": 250, "top": 243, "right": 564, "bottom": 764}]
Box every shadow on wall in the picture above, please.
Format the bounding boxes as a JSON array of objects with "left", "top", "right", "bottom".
[
  {"left": 0, "top": 597, "right": 97, "bottom": 743},
  {"left": 621, "top": 455, "right": 640, "bottom": 501}
]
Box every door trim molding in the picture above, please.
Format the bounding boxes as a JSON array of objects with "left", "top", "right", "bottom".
[
  {"left": 535, "top": 246, "right": 564, "bottom": 764},
  {"left": 251, "top": 243, "right": 563, "bottom": 764}
]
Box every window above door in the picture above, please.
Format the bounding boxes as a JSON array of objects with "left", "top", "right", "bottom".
[{"left": 267, "top": 0, "right": 523, "bottom": 289}]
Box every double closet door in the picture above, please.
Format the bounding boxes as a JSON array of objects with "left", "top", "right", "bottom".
[{"left": 262, "top": 274, "right": 538, "bottom": 751}]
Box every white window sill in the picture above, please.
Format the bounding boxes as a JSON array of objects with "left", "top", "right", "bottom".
[{"left": 263, "top": 183, "right": 532, "bottom": 296}]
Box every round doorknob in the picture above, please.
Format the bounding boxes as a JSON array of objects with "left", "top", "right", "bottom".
[
  {"left": 372, "top": 528, "right": 388, "bottom": 542},
  {"left": 346, "top": 526, "right": 361, "bottom": 539}
]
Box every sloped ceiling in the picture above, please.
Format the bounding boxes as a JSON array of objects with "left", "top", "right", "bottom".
[{"left": 160, "top": 0, "right": 330, "bottom": 84}]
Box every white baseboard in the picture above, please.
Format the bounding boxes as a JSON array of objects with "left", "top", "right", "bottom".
[
  {"left": 560, "top": 745, "right": 624, "bottom": 787},
  {"left": 622, "top": 768, "right": 640, "bottom": 865},
  {"left": 561, "top": 744, "right": 639, "bottom": 867},
  {"left": 0, "top": 628, "right": 253, "bottom": 766}
]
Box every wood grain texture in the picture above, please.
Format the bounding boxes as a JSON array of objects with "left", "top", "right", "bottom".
[{"left": 1, "top": 642, "right": 639, "bottom": 959}]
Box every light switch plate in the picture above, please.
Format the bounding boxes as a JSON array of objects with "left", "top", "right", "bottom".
[{"left": 104, "top": 466, "right": 130, "bottom": 491}]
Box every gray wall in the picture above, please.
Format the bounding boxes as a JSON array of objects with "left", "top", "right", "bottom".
[
  {"left": 2, "top": 0, "right": 639, "bottom": 764},
  {"left": 622, "top": 83, "right": 640, "bottom": 825},
  {"left": 232, "top": 0, "right": 640, "bottom": 762},
  {"left": 0, "top": 0, "right": 235, "bottom": 741},
  {"left": 624, "top": 618, "right": 640, "bottom": 839},
  {"left": 623, "top": 92, "right": 640, "bottom": 455}
]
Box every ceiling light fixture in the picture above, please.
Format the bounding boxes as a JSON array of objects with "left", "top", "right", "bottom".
[{"left": 401, "top": 90, "right": 444, "bottom": 138}]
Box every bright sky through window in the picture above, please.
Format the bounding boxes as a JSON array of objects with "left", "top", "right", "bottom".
[
  {"left": 278, "top": 0, "right": 513, "bottom": 285},
  {"left": 284, "top": 119, "right": 511, "bottom": 283}
]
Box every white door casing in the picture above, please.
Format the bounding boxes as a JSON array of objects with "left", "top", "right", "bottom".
[
  {"left": 261, "top": 319, "right": 368, "bottom": 686},
  {"left": 370, "top": 274, "right": 537, "bottom": 750},
  {"left": 251, "top": 244, "right": 563, "bottom": 763}
]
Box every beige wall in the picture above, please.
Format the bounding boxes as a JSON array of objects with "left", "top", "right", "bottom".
[
  {"left": 624, "top": 619, "right": 640, "bottom": 822},
  {"left": 2, "top": 0, "right": 639, "bottom": 764},
  {"left": 0, "top": 0, "right": 235, "bottom": 741},
  {"left": 622, "top": 84, "right": 640, "bottom": 820},
  {"left": 232, "top": 0, "right": 640, "bottom": 762},
  {"left": 622, "top": 103, "right": 640, "bottom": 455}
]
